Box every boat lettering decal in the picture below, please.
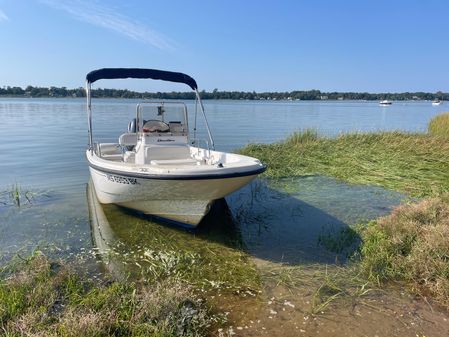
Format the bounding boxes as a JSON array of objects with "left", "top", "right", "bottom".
[
  {"left": 157, "top": 138, "right": 175, "bottom": 142},
  {"left": 106, "top": 174, "right": 139, "bottom": 185}
]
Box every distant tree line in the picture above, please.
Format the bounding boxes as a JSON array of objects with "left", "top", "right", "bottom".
[{"left": 0, "top": 85, "right": 447, "bottom": 101}]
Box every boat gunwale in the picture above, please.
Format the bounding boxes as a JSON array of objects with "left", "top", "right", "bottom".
[{"left": 87, "top": 155, "right": 266, "bottom": 181}]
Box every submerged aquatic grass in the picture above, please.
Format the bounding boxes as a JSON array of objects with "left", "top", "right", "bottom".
[
  {"left": 260, "top": 262, "right": 373, "bottom": 315},
  {"left": 240, "top": 130, "right": 449, "bottom": 197},
  {"left": 317, "top": 224, "right": 361, "bottom": 258},
  {"left": 0, "top": 252, "right": 223, "bottom": 336},
  {"left": 310, "top": 268, "right": 372, "bottom": 315},
  {"left": 101, "top": 206, "right": 262, "bottom": 294},
  {"left": 106, "top": 242, "right": 260, "bottom": 293}
]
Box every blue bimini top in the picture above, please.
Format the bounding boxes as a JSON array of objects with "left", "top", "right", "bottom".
[{"left": 86, "top": 68, "right": 198, "bottom": 90}]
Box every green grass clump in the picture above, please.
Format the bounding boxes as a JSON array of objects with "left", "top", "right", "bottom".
[
  {"left": 359, "top": 197, "right": 449, "bottom": 308},
  {"left": 428, "top": 112, "right": 449, "bottom": 138},
  {"left": 317, "top": 225, "right": 361, "bottom": 258},
  {"left": 0, "top": 183, "right": 48, "bottom": 207},
  {"left": 240, "top": 130, "right": 449, "bottom": 197},
  {"left": 0, "top": 252, "right": 222, "bottom": 336}
]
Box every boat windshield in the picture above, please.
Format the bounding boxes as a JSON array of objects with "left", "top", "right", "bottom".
[{"left": 136, "top": 102, "right": 188, "bottom": 136}]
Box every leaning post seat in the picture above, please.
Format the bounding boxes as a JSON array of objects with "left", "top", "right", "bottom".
[{"left": 119, "top": 133, "right": 138, "bottom": 148}]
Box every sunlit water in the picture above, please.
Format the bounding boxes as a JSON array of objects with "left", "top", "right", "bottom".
[
  {"left": 1, "top": 98, "right": 446, "bottom": 335},
  {"left": 0, "top": 98, "right": 445, "bottom": 190},
  {"left": 0, "top": 98, "right": 444, "bottom": 261}
]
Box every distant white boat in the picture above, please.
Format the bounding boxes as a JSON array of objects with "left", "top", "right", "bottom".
[
  {"left": 379, "top": 100, "right": 392, "bottom": 106},
  {"left": 432, "top": 99, "right": 443, "bottom": 106}
]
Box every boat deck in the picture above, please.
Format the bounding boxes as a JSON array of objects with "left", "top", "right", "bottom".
[{"left": 97, "top": 142, "right": 207, "bottom": 167}]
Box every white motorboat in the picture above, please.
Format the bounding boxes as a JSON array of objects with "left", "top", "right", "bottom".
[
  {"left": 379, "top": 100, "right": 392, "bottom": 106},
  {"left": 432, "top": 99, "right": 443, "bottom": 106},
  {"left": 85, "top": 68, "right": 266, "bottom": 227}
]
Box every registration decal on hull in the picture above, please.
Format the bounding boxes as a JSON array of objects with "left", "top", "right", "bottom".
[{"left": 106, "top": 174, "right": 139, "bottom": 185}]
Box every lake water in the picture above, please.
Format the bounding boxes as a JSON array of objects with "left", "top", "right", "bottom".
[
  {"left": 0, "top": 98, "right": 444, "bottom": 263},
  {"left": 0, "top": 98, "right": 444, "bottom": 191},
  {"left": 1, "top": 98, "right": 447, "bottom": 336}
]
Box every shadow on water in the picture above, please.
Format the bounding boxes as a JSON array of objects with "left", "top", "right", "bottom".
[
  {"left": 86, "top": 175, "right": 406, "bottom": 281},
  {"left": 225, "top": 176, "right": 406, "bottom": 264}
]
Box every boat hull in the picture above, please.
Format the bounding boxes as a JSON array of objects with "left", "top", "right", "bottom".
[{"left": 89, "top": 166, "right": 259, "bottom": 226}]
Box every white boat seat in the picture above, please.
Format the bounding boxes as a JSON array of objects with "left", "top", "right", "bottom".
[
  {"left": 119, "top": 133, "right": 138, "bottom": 146},
  {"left": 168, "top": 121, "right": 186, "bottom": 135},
  {"left": 150, "top": 158, "right": 198, "bottom": 166},
  {"left": 101, "top": 154, "right": 123, "bottom": 161},
  {"left": 145, "top": 144, "right": 191, "bottom": 161},
  {"left": 99, "top": 143, "right": 121, "bottom": 156}
]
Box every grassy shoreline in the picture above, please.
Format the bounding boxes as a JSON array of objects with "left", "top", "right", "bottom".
[
  {"left": 239, "top": 114, "right": 449, "bottom": 309},
  {"left": 0, "top": 252, "right": 224, "bottom": 336},
  {"left": 2, "top": 114, "right": 449, "bottom": 334}
]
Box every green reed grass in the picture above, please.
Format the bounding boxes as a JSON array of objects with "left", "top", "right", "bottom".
[
  {"left": 240, "top": 130, "right": 449, "bottom": 197},
  {"left": 0, "top": 183, "right": 44, "bottom": 207},
  {"left": 0, "top": 252, "right": 223, "bottom": 336},
  {"left": 317, "top": 224, "right": 361, "bottom": 258},
  {"left": 359, "top": 197, "right": 449, "bottom": 308},
  {"left": 428, "top": 112, "right": 449, "bottom": 138}
]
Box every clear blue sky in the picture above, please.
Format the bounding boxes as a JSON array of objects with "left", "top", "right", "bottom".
[{"left": 0, "top": 0, "right": 448, "bottom": 92}]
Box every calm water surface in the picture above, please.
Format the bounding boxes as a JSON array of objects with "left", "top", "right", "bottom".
[
  {"left": 0, "top": 98, "right": 444, "bottom": 190},
  {"left": 0, "top": 98, "right": 444, "bottom": 261}
]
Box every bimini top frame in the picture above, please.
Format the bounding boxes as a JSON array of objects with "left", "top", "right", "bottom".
[{"left": 85, "top": 68, "right": 215, "bottom": 152}]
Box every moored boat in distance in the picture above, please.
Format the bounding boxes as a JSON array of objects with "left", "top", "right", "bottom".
[
  {"left": 85, "top": 68, "right": 266, "bottom": 227},
  {"left": 379, "top": 100, "right": 392, "bottom": 106},
  {"left": 432, "top": 99, "right": 443, "bottom": 106}
]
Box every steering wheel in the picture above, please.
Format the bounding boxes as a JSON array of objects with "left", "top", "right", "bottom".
[{"left": 142, "top": 120, "right": 170, "bottom": 133}]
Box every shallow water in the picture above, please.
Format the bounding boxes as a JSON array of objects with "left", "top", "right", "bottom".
[
  {"left": 0, "top": 175, "right": 404, "bottom": 264},
  {"left": 83, "top": 178, "right": 449, "bottom": 337},
  {"left": 85, "top": 175, "right": 405, "bottom": 268},
  {"left": 227, "top": 176, "right": 406, "bottom": 264}
]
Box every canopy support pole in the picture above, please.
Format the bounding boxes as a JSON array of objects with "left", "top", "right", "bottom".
[
  {"left": 195, "top": 89, "right": 215, "bottom": 150},
  {"left": 86, "top": 81, "right": 93, "bottom": 154}
]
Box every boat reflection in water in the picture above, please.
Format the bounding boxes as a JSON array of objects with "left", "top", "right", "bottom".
[
  {"left": 87, "top": 180, "right": 125, "bottom": 280},
  {"left": 86, "top": 180, "right": 246, "bottom": 281}
]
